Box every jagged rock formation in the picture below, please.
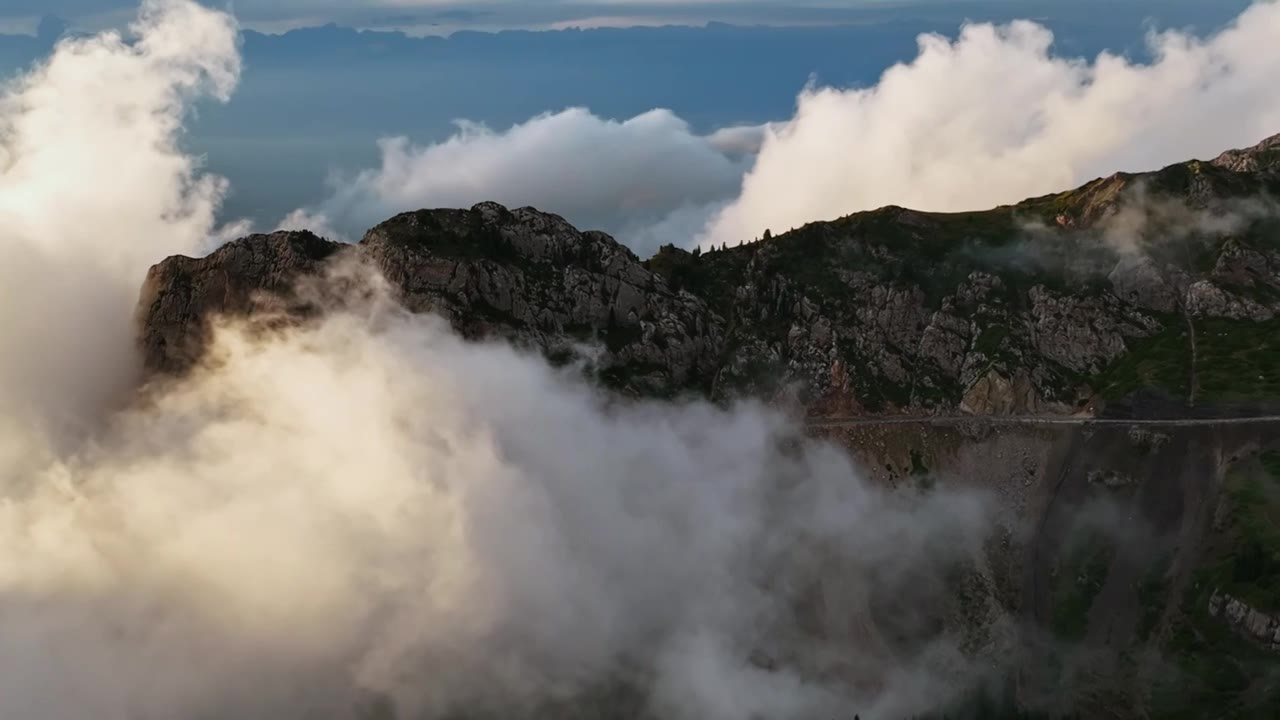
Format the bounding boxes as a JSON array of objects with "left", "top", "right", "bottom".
[
  {"left": 139, "top": 133, "right": 1280, "bottom": 417},
  {"left": 1211, "top": 590, "right": 1280, "bottom": 651},
  {"left": 1212, "top": 133, "right": 1280, "bottom": 174},
  {"left": 139, "top": 202, "right": 724, "bottom": 398},
  {"left": 139, "top": 229, "right": 343, "bottom": 374}
]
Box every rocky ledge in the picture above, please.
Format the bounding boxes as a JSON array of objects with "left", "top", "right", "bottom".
[
  {"left": 1210, "top": 590, "right": 1280, "bottom": 651},
  {"left": 138, "top": 202, "right": 724, "bottom": 398}
]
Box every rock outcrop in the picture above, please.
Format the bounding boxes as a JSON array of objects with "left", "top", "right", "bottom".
[
  {"left": 138, "top": 229, "right": 343, "bottom": 374},
  {"left": 127, "top": 137, "right": 1280, "bottom": 719},
  {"left": 1210, "top": 590, "right": 1280, "bottom": 651},
  {"left": 1212, "top": 133, "right": 1280, "bottom": 175},
  {"left": 138, "top": 203, "right": 725, "bottom": 398}
]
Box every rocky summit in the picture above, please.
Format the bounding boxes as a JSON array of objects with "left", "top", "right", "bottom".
[{"left": 140, "top": 133, "right": 1280, "bottom": 419}]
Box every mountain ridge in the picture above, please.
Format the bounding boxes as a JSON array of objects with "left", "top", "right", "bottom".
[
  {"left": 137, "top": 132, "right": 1280, "bottom": 420},
  {"left": 129, "top": 133, "right": 1280, "bottom": 719}
]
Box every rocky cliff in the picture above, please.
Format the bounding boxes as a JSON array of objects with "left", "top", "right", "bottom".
[
  {"left": 139, "top": 133, "right": 1280, "bottom": 417},
  {"left": 816, "top": 416, "right": 1280, "bottom": 719},
  {"left": 130, "top": 136, "right": 1280, "bottom": 719},
  {"left": 139, "top": 203, "right": 723, "bottom": 398}
]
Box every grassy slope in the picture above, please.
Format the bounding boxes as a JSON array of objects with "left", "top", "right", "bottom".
[
  {"left": 1148, "top": 451, "right": 1280, "bottom": 719},
  {"left": 1096, "top": 317, "right": 1280, "bottom": 405}
]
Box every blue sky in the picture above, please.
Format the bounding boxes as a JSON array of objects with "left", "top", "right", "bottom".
[
  {"left": 0, "top": 0, "right": 1262, "bottom": 247},
  {"left": 0, "top": 0, "right": 1244, "bottom": 34},
  {"left": 1, "top": 1, "right": 946, "bottom": 33}
]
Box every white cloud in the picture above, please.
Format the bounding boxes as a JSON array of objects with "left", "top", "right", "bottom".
[
  {"left": 290, "top": 107, "right": 749, "bottom": 255},
  {"left": 277, "top": 206, "right": 350, "bottom": 242},
  {"left": 0, "top": 0, "right": 239, "bottom": 453},
  {"left": 0, "top": 2, "right": 993, "bottom": 718},
  {"left": 703, "top": 0, "right": 1280, "bottom": 245},
  {"left": 707, "top": 122, "right": 772, "bottom": 156},
  {"left": 0, "top": 269, "right": 993, "bottom": 718},
  {"left": 10, "top": 2, "right": 1280, "bottom": 711},
  {"left": 283, "top": 1, "right": 1280, "bottom": 255}
]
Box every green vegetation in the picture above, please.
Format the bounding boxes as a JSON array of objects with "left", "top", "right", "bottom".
[
  {"left": 910, "top": 371, "right": 966, "bottom": 410},
  {"left": 639, "top": 155, "right": 1280, "bottom": 415},
  {"left": 1194, "top": 317, "right": 1280, "bottom": 403},
  {"left": 717, "top": 354, "right": 789, "bottom": 399},
  {"left": 1093, "top": 316, "right": 1280, "bottom": 404},
  {"left": 910, "top": 449, "right": 930, "bottom": 476},
  {"left": 597, "top": 361, "right": 682, "bottom": 398},
  {"left": 655, "top": 204, "right": 1048, "bottom": 313},
  {"left": 644, "top": 242, "right": 750, "bottom": 318},
  {"left": 911, "top": 449, "right": 936, "bottom": 492},
  {"left": 1019, "top": 175, "right": 1126, "bottom": 226},
  {"left": 834, "top": 340, "right": 912, "bottom": 412},
  {"left": 1152, "top": 575, "right": 1280, "bottom": 719},
  {"left": 1149, "top": 454, "right": 1280, "bottom": 719},
  {"left": 973, "top": 324, "right": 1011, "bottom": 358},
  {"left": 1135, "top": 553, "right": 1172, "bottom": 642},
  {"left": 1203, "top": 464, "right": 1280, "bottom": 611},
  {"left": 1052, "top": 532, "right": 1116, "bottom": 641},
  {"left": 1260, "top": 450, "right": 1280, "bottom": 479},
  {"left": 378, "top": 209, "right": 525, "bottom": 264},
  {"left": 1093, "top": 319, "right": 1192, "bottom": 401}
]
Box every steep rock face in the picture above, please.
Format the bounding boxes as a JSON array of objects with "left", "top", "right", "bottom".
[
  {"left": 1027, "top": 285, "right": 1159, "bottom": 375},
  {"left": 1210, "top": 591, "right": 1280, "bottom": 651},
  {"left": 139, "top": 203, "right": 724, "bottom": 398},
  {"left": 1108, "top": 257, "right": 1182, "bottom": 314},
  {"left": 1185, "top": 280, "right": 1274, "bottom": 321},
  {"left": 1212, "top": 133, "right": 1280, "bottom": 174},
  {"left": 138, "top": 134, "right": 1280, "bottom": 416},
  {"left": 128, "top": 137, "right": 1280, "bottom": 719},
  {"left": 137, "top": 230, "right": 344, "bottom": 374},
  {"left": 817, "top": 416, "right": 1280, "bottom": 718},
  {"left": 360, "top": 202, "right": 724, "bottom": 396}
]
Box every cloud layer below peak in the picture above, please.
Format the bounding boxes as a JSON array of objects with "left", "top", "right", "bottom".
[{"left": 0, "top": 5, "right": 994, "bottom": 718}]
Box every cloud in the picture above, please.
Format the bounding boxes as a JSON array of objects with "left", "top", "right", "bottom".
[
  {"left": 283, "top": 1, "right": 1280, "bottom": 255},
  {"left": 703, "top": 1, "right": 1280, "bottom": 245},
  {"left": 707, "top": 122, "right": 772, "bottom": 156},
  {"left": 1, "top": 264, "right": 996, "bottom": 718},
  {"left": 0, "top": 0, "right": 239, "bottom": 452},
  {"left": 286, "top": 108, "right": 750, "bottom": 255},
  {"left": 13, "top": 2, "right": 1280, "bottom": 711},
  {"left": 0, "top": 2, "right": 998, "bottom": 718}
]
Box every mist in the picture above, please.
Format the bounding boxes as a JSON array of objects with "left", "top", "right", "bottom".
[
  {"left": 0, "top": 2, "right": 999, "bottom": 719},
  {"left": 2, "top": 263, "right": 997, "bottom": 718},
  {"left": 0, "top": 0, "right": 238, "bottom": 452}
]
